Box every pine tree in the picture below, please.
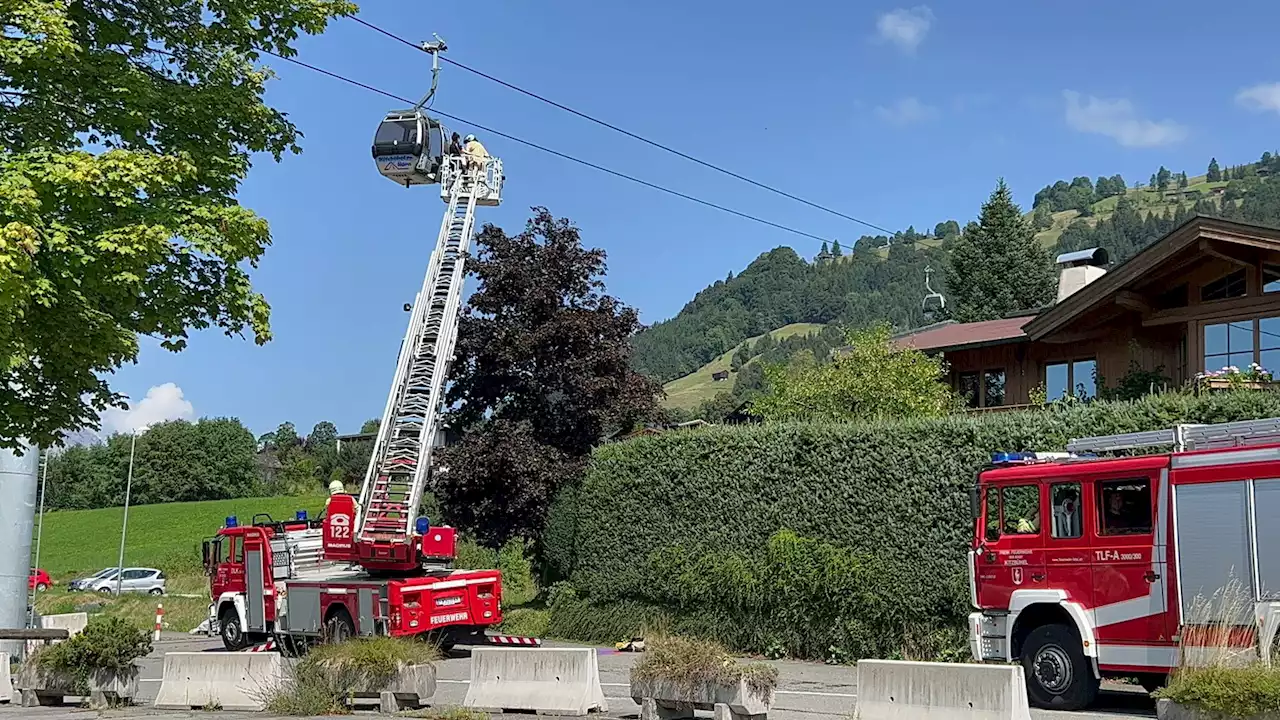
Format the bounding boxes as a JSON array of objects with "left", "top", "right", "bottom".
[
  {"left": 1179, "top": 172, "right": 1188, "bottom": 189},
  {"left": 1207, "top": 157, "right": 1222, "bottom": 182},
  {"left": 818, "top": 241, "right": 829, "bottom": 261},
  {"left": 1156, "top": 166, "right": 1172, "bottom": 191},
  {"left": 947, "top": 179, "right": 1057, "bottom": 322},
  {"left": 831, "top": 240, "right": 843, "bottom": 257}
]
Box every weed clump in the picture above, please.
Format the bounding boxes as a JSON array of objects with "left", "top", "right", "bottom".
[
  {"left": 263, "top": 637, "right": 440, "bottom": 716},
  {"left": 630, "top": 636, "right": 778, "bottom": 701}
]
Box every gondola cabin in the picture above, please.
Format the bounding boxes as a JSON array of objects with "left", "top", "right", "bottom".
[{"left": 373, "top": 109, "right": 448, "bottom": 187}]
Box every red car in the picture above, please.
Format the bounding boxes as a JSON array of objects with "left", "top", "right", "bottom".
[{"left": 29, "top": 569, "right": 51, "bottom": 592}]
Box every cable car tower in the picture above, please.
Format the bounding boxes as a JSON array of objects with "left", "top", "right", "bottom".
[{"left": 357, "top": 38, "right": 504, "bottom": 571}]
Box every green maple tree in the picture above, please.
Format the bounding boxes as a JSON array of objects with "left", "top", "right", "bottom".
[{"left": 0, "top": 0, "right": 356, "bottom": 448}]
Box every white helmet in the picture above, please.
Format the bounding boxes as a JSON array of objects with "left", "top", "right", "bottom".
[
  {"left": 328, "top": 479, "right": 344, "bottom": 495},
  {"left": 464, "top": 134, "right": 476, "bottom": 143}
]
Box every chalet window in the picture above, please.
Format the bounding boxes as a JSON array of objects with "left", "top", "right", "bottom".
[
  {"left": 957, "top": 372, "right": 980, "bottom": 408},
  {"left": 1098, "top": 479, "right": 1152, "bottom": 536},
  {"left": 1265, "top": 264, "right": 1280, "bottom": 294},
  {"left": 983, "top": 369, "right": 1006, "bottom": 407},
  {"left": 1201, "top": 269, "right": 1247, "bottom": 302},
  {"left": 1045, "top": 359, "right": 1096, "bottom": 400},
  {"left": 1203, "top": 315, "right": 1280, "bottom": 372}
]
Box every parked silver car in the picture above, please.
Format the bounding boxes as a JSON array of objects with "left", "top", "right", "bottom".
[
  {"left": 67, "top": 567, "right": 118, "bottom": 591},
  {"left": 76, "top": 567, "right": 166, "bottom": 595}
]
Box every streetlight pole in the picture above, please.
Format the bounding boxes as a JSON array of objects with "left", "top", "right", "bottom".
[{"left": 115, "top": 430, "right": 140, "bottom": 597}]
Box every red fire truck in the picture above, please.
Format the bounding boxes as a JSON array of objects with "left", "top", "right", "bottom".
[
  {"left": 203, "top": 49, "right": 516, "bottom": 653},
  {"left": 969, "top": 417, "right": 1280, "bottom": 710}
]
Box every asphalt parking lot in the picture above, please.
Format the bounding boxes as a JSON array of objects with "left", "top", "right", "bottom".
[{"left": 2, "top": 632, "right": 1157, "bottom": 719}]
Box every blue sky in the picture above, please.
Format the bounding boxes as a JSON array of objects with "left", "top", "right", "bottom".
[{"left": 105, "top": 0, "right": 1280, "bottom": 438}]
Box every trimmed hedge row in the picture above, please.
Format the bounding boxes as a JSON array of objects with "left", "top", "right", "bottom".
[{"left": 545, "top": 391, "right": 1280, "bottom": 660}]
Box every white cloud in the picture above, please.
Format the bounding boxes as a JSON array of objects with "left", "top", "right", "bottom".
[
  {"left": 876, "top": 6, "right": 934, "bottom": 54},
  {"left": 100, "top": 382, "right": 194, "bottom": 435},
  {"left": 874, "top": 97, "right": 937, "bottom": 126},
  {"left": 1062, "top": 91, "right": 1188, "bottom": 148},
  {"left": 1237, "top": 83, "right": 1280, "bottom": 115}
]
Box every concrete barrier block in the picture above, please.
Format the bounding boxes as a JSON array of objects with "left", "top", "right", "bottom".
[
  {"left": 16, "top": 663, "right": 138, "bottom": 707},
  {"left": 464, "top": 647, "right": 607, "bottom": 716},
  {"left": 0, "top": 651, "right": 10, "bottom": 703},
  {"left": 39, "top": 613, "right": 87, "bottom": 638},
  {"left": 632, "top": 676, "right": 772, "bottom": 720},
  {"left": 340, "top": 662, "right": 436, "bottom": 711},
  {"left": 856, "top": 659, "right": 1031, "bottom": 720},
  {"left": 153, "top": 651, "right": 291, "bottom": 711}
]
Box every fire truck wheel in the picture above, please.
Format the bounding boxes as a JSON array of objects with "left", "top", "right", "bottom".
[
  {"left": 324, "top": 610, "right": 355, "bottom": 644},
  {"left": 1020, "top": 623, "right": 1099, "bottom": 710},
  {"left": 219, "top": 607, "right": 248, "bottom": 651}
]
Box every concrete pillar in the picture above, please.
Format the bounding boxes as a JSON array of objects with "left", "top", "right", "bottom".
[{"left": 0, "top": 442, "right": 39, "bottom": 657}]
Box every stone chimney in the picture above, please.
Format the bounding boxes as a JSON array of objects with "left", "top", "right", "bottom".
[{"left": 1055, "top": 247, "right": 1109, "bottom": 302}]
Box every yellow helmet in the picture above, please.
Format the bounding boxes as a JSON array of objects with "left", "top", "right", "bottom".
[{"left": 328, "top": 480, "right": 344, "bottom": 495}]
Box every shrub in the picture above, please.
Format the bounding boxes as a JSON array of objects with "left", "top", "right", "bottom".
[
  {"left": 498, "top": 608, "right": 550, "bottom": 639},
  {"left": 1156, "top": 666, "right": 1280, "bottom": 717},
  {"left": 264, "top": 637, "right": 440, "bottom": 716},
  {"left": 546, "top": 391, "right": 1280, "bottom": 660},
  {"left": 631, "top": 636, "right": 778, "bottom": 701},
  {"left": 455, "top": 537, "right": 537, "bottom": 606},
  {"left": 36, "top": 616, "right": 151, "bottom": 675}
]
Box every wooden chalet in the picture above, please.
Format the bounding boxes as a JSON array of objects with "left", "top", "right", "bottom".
[{"left": 894, "top": 216, "right": 1280, "bottom": 409}]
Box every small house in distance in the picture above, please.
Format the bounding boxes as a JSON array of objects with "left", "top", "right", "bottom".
[
  {"left": 893, "top": 216, "right": 1280, "bottom": 409},
  {"left": 711, "top": 370, "right": 730, "bottom": 382}
]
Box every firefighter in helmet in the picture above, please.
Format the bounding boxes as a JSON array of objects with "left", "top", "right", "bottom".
[{"left": 324, "top": 479, "right": 345, "bottom": 513}]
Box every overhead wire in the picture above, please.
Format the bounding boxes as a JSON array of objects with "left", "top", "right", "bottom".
[
  {"left": 253, "top": 47, "right": 832, "bottom": 243},
  {"left": 348, "top": 15, "right": 897, "bottom": 237}
]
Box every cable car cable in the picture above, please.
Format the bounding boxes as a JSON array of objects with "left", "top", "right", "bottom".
[
  {"left": 257, "top": 47, "right": 832, "bottom": 243},
  {"left": 348, "top": 15, "right": 896, "bottom": 237}
]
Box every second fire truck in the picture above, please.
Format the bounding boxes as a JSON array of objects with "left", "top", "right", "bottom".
[{"left": 969, "top": 417, "right": 1280, "bottom": 709}]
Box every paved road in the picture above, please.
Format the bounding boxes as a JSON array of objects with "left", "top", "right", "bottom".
[{"left": 2, "top": 632, "right": 1156, "bottom": 719}]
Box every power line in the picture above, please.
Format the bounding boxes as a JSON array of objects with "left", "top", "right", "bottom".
[
  {"left": 255, "top": 47, "right": 831, "bottom": 243},
  {"left": 348, "top": 15, "right": 896, "bottom": 237}
]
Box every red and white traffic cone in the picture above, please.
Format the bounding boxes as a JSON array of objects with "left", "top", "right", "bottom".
[{"left": 154, "top": 603, "right": 164, "bottom": 642}]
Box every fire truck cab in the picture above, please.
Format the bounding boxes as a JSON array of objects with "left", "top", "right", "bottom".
[{"left": 969, "top": 418, "right": 1280, "bottom": 710}]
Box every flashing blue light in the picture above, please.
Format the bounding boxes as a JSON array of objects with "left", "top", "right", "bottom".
[
  {"left": 226, "top": 515, "right": 238, "bottom": 528},
  {"left": 415, "top": 517, "right": 430, "bottom": 535},
  {"left": 992, "top": 452, "right": 1011, "bottom": 464},
  {"left": 295, "top": 510, "right": 308, "bottom": 521}
]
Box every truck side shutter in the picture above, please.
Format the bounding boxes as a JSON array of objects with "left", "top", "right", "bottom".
[{"left": 245, "top": 546, "right": 266, "bottom": 631}]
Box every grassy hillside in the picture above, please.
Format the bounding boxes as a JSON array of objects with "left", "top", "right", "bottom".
[
  {"left": 32, "top": 494, "right": 326, "bottom": 578},
  {"left": 661, "top": 323, "right": 823, "bottom": 410}
]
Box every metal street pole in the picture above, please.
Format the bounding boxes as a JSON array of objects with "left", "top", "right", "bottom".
[
  {"left": 28, "top": 451, "right": 48, "bottom": 626},
  {"left": 115, "top": 432, "right": 137, "bottom": 597}
]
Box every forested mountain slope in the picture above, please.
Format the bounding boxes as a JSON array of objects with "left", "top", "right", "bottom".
[{"left": 634, "top": 152, "right": 1280, "bottom": 389}]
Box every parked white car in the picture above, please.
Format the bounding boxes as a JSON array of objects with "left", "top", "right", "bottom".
[{"left": 78, "top": 567, "right": 166, "bottom": 595}]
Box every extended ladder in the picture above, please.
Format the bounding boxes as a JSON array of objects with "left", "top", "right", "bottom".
[
  {"left": 355, "top": 162, "right": 488, "bottom": 550},
  {"left": 1066, "top": 416, "right": 1280, "bottom": 454}
]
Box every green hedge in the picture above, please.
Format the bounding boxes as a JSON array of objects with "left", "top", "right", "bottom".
[{"left": 545, "top": 391, "right": 1280, "bottom": 660}]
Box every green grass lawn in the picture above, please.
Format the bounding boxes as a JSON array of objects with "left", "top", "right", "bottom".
[
  {"left": 32, "top": 494, "right": 326, "bottom": 580},
  {"left": 661, "top": 323, "right": 825, "bottom": 411}
]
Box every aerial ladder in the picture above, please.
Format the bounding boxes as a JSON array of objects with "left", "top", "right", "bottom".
[{"left": 334, "top": 36, "right": 503, "bottom": 572}]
